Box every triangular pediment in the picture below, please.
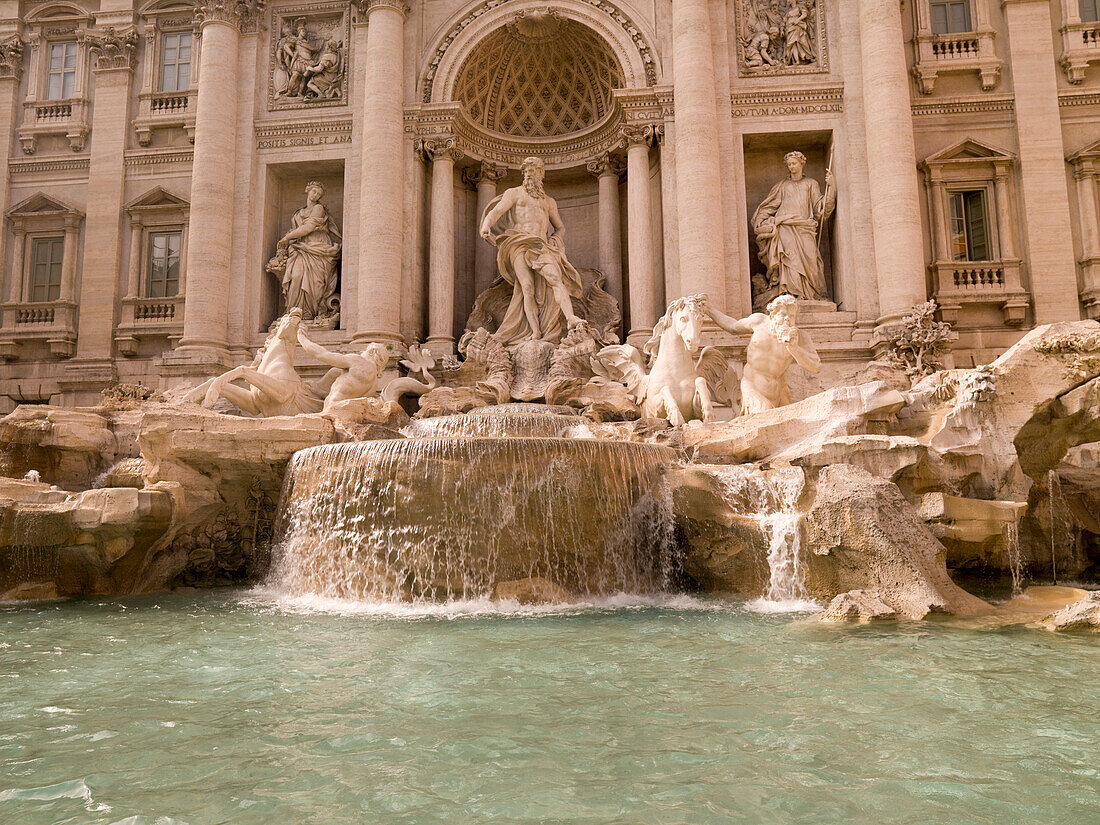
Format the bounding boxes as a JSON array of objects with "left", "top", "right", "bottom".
[
  {"left": 6, "top": 192, "right": 81, "bottom": 219},
  {"left": 1069, "top": 138, "right": 1100, "bottom": 163},
  {"left": 126, "top": 186, "right": 189, "bottom": 211},
  {"left": 924, "top": 138, "right": 1014, "bottom": 165}
]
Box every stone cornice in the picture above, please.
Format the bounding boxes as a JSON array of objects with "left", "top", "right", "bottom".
[
  {"left": 124, "top": 149, "right": 195, "bottom": 167},
  {"left": 255, "top": 118, "right": 353, "bottom": 139},
  {"left": 0, "top": 34, "right": 23, "bottom": 80},
  {"left": 1059, "top": 91, "right": 1100, "bottom": 108},
  {"left": 9, "top": 157, "right": 91, "bottom": 175},
  {"left": 910, "top": 95, "right": 1014, "bottom": 117},
  {"left": 194, "top": 0, "right": 265, "bottom": 32},
  {"left": 83, "top": 27, "right": 138, "bottom": 72}
]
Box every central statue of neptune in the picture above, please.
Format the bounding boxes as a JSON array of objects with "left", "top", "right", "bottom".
[{"left": 478, "top": 156, "right": 584, "bottom": 345}]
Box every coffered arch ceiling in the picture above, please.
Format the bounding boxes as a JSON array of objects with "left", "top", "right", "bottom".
[{"left": 453, "top": 14, "right": 625, "bottom": 139}]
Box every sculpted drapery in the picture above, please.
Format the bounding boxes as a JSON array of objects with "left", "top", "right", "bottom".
[
  {"left": 482, "top": 192, "right": 584, "bottom": 345},
  {"left": 270, "top": 181, "right": 342, "bottom": 321},
  {"left": 752, "top": 152, "right": 835, "bottom": 303}
]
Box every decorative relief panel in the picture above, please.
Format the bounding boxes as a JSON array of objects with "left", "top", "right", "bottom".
[
  {"left": 269, "top": 3, "right": 349, "bottom": 110},
  {"left": 736, "top": 0, "right": 828, "bottom": 77}
]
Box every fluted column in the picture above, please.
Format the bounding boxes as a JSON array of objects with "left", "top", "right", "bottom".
[
  {"left": 466, "top": 161, "right": 505, "bottom": 297},
  {"left": 671, "top": 0, "right": 727, "bottom": 306},
  {"left": 623, "top": 126, "right": 657, "bottom": 343},
  {"left": 60, "top": 216, "right": 80, "bottom": 303},
  {"left": 993, "top": 170, "right": 1017, "bottom": 260},
  {"left": 857, "top": 0, "right": 928, "bottom": 329},
  {"left": 355, "top": 0, "right": 408, "bottom": 344},
  {"left": 8, "top": 221, "right": 24, "bottom": 302},
  {"left": 587, "top": 153, "right": 624, "bottom": 318},
  {"left": 929, "top": 177, "right": 949, "bottom": 263},
  {"left": 178, "top": 2, "right": 255, "bottom": 355},
  {"left": 425, "top": 140, "right": 461, "bottom": 357}
]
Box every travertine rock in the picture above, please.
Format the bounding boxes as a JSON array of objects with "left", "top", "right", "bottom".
[
  {"left": 819, "top": 590, "right": 899, "bottom": 623},
  {"left": 1041, "top": 590, "right": 1100, "bottom": 631},
  {"left": 0, "top": 480, "right": 174, "bottom": 599},
  {"left": 802, "top": 465, "right": 990, "bottom": 618},
  {"left": 493, "top": 577, "right": 573, "bottom": 605},
  {"left": 0, "top": 406, "right": 119, "bottom": 489},
  {"left": 683, "top": 381, "right": 906, "bottom": 464}
]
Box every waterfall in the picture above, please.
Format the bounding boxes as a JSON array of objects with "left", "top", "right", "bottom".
[
  {"left": 1003, "top": 520, "right": 1023, "bottom": 597},
  {"left": 270, "top": 409, "right": 677, "bottom": 602},
  {"left": 710, "top": 465, "right": 816, "bottom": 612},
  {"left": 1048, "top": 469, "right": 1059, "bottom": 584}
]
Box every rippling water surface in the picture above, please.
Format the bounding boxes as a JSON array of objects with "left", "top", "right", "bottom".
[{"left": 2, "top": 590, "right": 1099, "bottom": 825}]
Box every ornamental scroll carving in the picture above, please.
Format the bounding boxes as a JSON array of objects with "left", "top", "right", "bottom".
[
  {"left": 270, "top": 6, "right": 349, "bottom": 109},
  {"left": 84, "top": 27, "right": 138, "bottom": 71},
  {"left": 736, "top": 0, "right": 828, "bottom": 76},
  {"left": 0, "top": 36, "right": 24, "bottom": 79},
  {"left": 195, "top": 0, "right": 266, "bottom": 32}
]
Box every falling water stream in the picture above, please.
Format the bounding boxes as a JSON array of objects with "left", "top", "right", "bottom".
[{"left": 272, "top": 406, "right": 677, "bottom": 601}]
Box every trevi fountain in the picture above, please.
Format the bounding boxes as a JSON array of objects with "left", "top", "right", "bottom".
[{"left": 3, "top": 145, "right": 1100, "bottom": 824}]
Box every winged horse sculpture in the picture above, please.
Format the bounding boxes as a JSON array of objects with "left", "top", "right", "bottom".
[{"left": 594, "top": 294, "right": 730, "bottom": 426}]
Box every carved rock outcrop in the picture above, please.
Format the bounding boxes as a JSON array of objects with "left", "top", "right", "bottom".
[
  {"left": 1041, "top": 590, "right": 1100, "bottom": 632},
  {"left": 819, "top": 590, "right": 899, "bottom": 623}
]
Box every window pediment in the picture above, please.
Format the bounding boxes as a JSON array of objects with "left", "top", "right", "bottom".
[{"left": 6, "top": 192, "right": 83, "bottom": 221}]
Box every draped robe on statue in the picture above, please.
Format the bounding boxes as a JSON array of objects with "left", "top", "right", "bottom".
[
  {"left": 752, "top": 176, "right": 835, "bottom": 302},
  {"left": 481, "top": 193, "right": 584, "bottom": 345},
  {"left": 282, "top": 206, "right": 342, "bottom": 319}
]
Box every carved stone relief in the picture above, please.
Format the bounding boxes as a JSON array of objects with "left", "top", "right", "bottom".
[
  {"left": 0, "top": 36, "right": 24, "bottom": 80},
  {"left": 269, "top": 5, "right": 349, "bottom": 110},
  {"left": 736, "top": 0, "right": 827, "bottom": 76}
]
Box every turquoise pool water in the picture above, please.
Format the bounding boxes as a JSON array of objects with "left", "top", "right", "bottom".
[{"left": 2, "top": 590, "right": 1098, "bottom": 825}]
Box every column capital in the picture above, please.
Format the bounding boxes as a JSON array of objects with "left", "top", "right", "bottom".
[
  {"left": 586, "top": 152, "right": 625, "bottom": 178},
  {"left": 0, "top": 36, "right": 24, "bottom": 80},
  {"left": 356, "top": 0, "right": 410, "bottom": 19},
  {"left": 620, "top": 122, "right": 662, "bottom": 148},
  {"left": 194, "top": 0, "right": 265, "bottom": 33},
  {"left": 416, "top": 135, "right": 462, "bottom": 164},
  {"left": 462, "top": 160, "right": 506, "bottom": 187},
  {"left": 83, "top": 27, "right": 138, "bottom": 72}
]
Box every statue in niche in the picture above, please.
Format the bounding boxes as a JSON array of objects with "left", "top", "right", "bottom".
[
  {"left": 703, "top": 294, "right": 821, "bottom": 415},
  {"left": 478, "top": 156, "right": 584, "bottom": 346},
  {"left": 594, "top": 295, "right": 730, "bottom": 426},
  {"left": 740, "top": 0, "right": 818, "bottom": 72},
  {"left": 273, "top": 17, "right": 345, "bottom": 102},
  {"left": 296, "top": 328, "right": 390, "bottom": 412},
  {"left": 266, "top": 181, "right": 342, "bottom": 328},
  {"left": 752, "top": 151, "right": 835, "bottom": 309},
  {"left": 185, "top": 309, "right": 324, "bottom": 416}
]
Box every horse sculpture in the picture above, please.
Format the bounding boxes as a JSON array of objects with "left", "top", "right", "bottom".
[
  {"left": 595, "top": 295, "right": 729, "bottom": 426},
  {"left": 185, "top": 309, "right": 323, "bottom": 417}
]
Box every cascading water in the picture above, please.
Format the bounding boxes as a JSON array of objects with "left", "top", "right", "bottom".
[
  {"left": 271, "top": 406, "right": 677, "bottom": 602},
  {"left": 708, "top": 464, "right": 816, "bottom": 611},
  {"left": 1003, "top": 520, "right": 1023, "bottom": 597}
]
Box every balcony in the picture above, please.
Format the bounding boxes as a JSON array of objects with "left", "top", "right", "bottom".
[
  {"left": 1061, "top": 21, "right": 1100, "bottom": 83},
  {"left": 931, "top": 260, "right": 1029, "bottom": 326},
  {"left": 912, "top": 30, "right": 1002, "bottom": 94},
  {"left": 17, "top": 98, "right": 90, "bottom": 153},
  {"left": 114, "top": 295, "right": 185, "bottom": 356},
  {"left": 0, "top": 300, "right": 78, "bottom": 359},
  {"left": 134, "top": 90, "right": 195, "bottom": 146}
]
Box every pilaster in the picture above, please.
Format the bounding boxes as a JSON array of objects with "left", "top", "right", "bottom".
[{"left": 587, "top": 152, "right": 625, "bottom": 318}]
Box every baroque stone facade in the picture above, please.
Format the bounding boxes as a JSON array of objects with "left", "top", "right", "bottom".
[{"left": 0, "top": 0, "right": 1099, "bottom": 407}]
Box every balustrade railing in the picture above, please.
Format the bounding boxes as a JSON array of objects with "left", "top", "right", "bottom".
[
  {"left": 35, "top": 102, "right": 73, "bottom": 122},
  {"left": 16, "top": 305, "right": 55, "bottom": 324},
  {"left": 932, "top": 35, "right": 980, "bottom": 59}
]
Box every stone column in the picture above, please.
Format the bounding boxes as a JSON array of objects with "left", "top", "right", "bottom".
[
  {"left": 177, "top": 2, "right": 254, "bottom": 356},
  {"left": 7, "top": 221, "right": 24, "bottom": 302},
  {"left": 857, "top": 0, "right": 928, "bottom": 329},
  {"left": 425, "top": 140, "right": 461, "bottom": 357},
  {"left": 587, "top": 153, "right": 624, "bottom": 316},
  {"left": 125, "top": 215, "right": 143, "bottom": 298},
  {"left": 60, "top": 216, "right": 80, "bottom": 303},
  {"left": 929, "top": 178, "right": 949, "bottom": 262},
  {"left": 623, "top": 126, "right": 657, "bottom": 343},
  {"left": 1076, "top": 169, "right": 1100, "bottom": 261},
  {"left": 355, "top": 0, "right": 409, "bottom": 344},
  {"left": 72, "top": 25, "right": 138, "bottom": 370},
  {"left": 993, "top": 170, "right": 1017, "bottom": 260},
  {"left": 0, "top": 35, "right": 24, "bottom": 314},
  {"left": 466, "top": 161, "right": 505, "bottom": 297},
  {"left": 670, "top": 0, "right": 727, "bottom": 306},
  {"left": 1003, "top": 0, "right": 1080, "bottom": 322}
]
